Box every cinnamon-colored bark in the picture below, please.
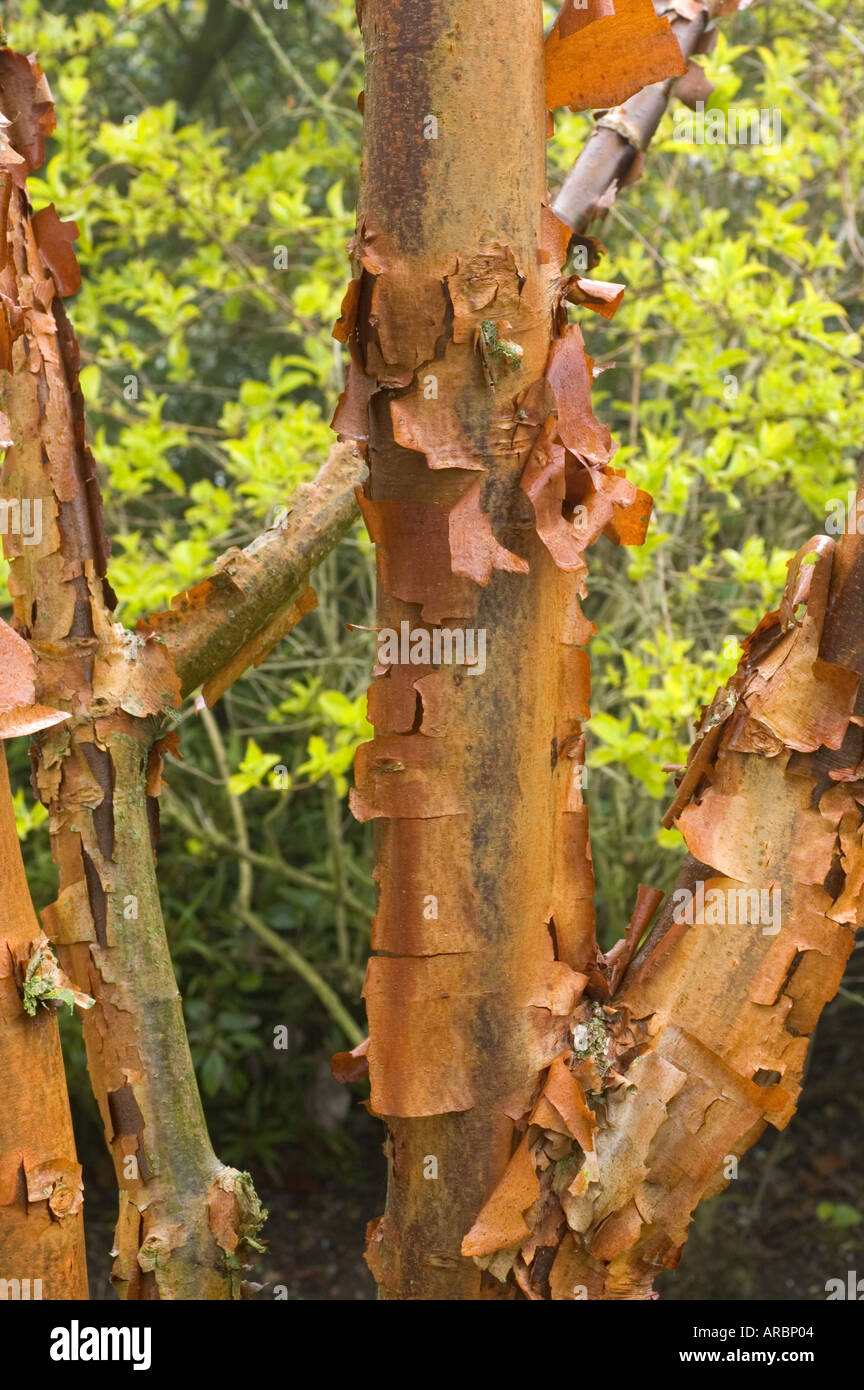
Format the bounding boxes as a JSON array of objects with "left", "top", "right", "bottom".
[
  {"left": 0, "top": 51, "right": 264, "bottom": 1300},
  {"left": 346, "top": 0, "right": 664, "bottom": 1299},
  {"left": 512, "top": 533, "right": 864, "bottom": 1299},
  {"left": 0, "top": 744, "right": 88, "bottom": 1300},
  {"left": 347, "top": 0, "right": 864, "bottom": 1302}
]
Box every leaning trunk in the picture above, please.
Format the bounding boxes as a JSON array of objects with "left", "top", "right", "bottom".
[
  {"left": 0, "top": 745, "right": 88, "bottom": 1300},
  {"left": 0, "top": 49, "right": 264, "bottom": 1301}
]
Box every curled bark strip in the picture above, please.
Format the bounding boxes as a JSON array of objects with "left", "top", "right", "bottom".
[
  {"left": 31, "top": 205, "right": 81, "bottom": 297},
  {"left": 590, "top": 883, "right": 665, "bottom": 998},
  {"left": 557, "top": 0, "right": 615, "bottom": 39},
  {"left": 521, "top": 428, "right": 589, "bottom": 580},
  {"left": 546, "top": 325, "right": 615, "bottom": 463},
  {"left": 449, "top": 480, "right": 529, "bottom": 584},
  {"left": 462, "top": 1133, "right": 540, "bottom": 1257},
  {"left": 675, "top": 57, "right": 715, "bottom": 108},
  {"left": 546, "top": 0, "right": 686, "bottom": 113},
  {"left": 0, "top": 619, "right": 71, "bottom": 738},
  {"left": 332, "top": 359, "right": 372, "bottom": 441},
  {"left": 553, "top": 3, "right": 712, "bottom": 232},
  {"left": 331, "top": 1036, "right": 370, "bottom": 1084},
  {"left": 563, "top": 276, "right": 626, "bottom": 318},
  {"left": 357, "top": 494, "right": 480, "bottom": 625},
  {"left": 351, "top": 731, "right": 469, "bottom": 821},
  {"left": 391, "top": 395, "right": 485, "bottom": 473},
  {"left": 0, "top": 50, "right": 55, "bottom": 187}
]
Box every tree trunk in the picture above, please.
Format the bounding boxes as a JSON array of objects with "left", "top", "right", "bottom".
[
  {"left": 0, "top": 49, "right": 264, "bottom": 1301},
  {"left": 0, "top": 743, "right": 88, "bottom": 1300},
  {"left": 538, "top": 530, "right": 864, "bottom": 1299},
  {"left": 346, "top": 0, "right": 651, "bottom": 1299},
  {"left": 347, "top": 0, "right": 864, "bottom": 1301}
]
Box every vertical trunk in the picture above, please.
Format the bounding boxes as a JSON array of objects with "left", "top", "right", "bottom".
[
  {"left": 0, "top": 49, "right": 264, "bottom": 1300},
  {"left": 0, "top": 745, "right": 88, "bottom": 1300},
  {"left": 354, "top": 0, "right": 551, "bottom": 1300},
  {"left": 347, "top": 0, "right": 643, "bottom": 1298}
]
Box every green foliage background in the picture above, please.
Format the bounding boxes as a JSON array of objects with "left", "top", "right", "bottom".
[{"left": 3, "top": 0, "right": 862, "bottom": 1187}]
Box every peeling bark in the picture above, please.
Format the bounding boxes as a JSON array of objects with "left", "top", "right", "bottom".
[
  {"left": 348, "top": 0, "right": 666, "bottom": 1300},
  {"left": 461, "top": 531, "right": 864, "bottom": 1300},
  {"left": 348, "top": 0, "right": 860, "bottom": 1303},
  {"left": 0, "top": 630, "right": 88, "bottom": 1298},
  {"left": 552, "top": 0, "right": 745, "bottom": 234},
  {"left": 0, "top": 52, "right": 264, "bottom": 1300},
  {"left": 546, "top": 0, "right": 686, "bottom": 114}
]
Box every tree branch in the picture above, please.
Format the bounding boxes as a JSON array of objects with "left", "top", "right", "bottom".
[
  {"left": 552, "top": 1, "right": 710, "bottom": 232},
  {"left": 139, "top": 441, "right": 367, "bottom": 702},
  {"left": 550, "top": 0, "right": 762, "bottom": 235}
]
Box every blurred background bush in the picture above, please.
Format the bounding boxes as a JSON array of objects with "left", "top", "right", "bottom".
[{"left": 3, "top": 0, "right": 863, "bottom": 1296}]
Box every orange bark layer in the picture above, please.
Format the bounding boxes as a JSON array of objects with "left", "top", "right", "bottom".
[
  {"left": 0, "top": 50, "right": 264, "bottom": 1300},
  {"left": 466, "top": 537, "right": 864, "bottom": 1299},
  {"left": 0, "top": 745, "right": 88, "bottom": 1300},
  {"left": 545, "top": 0, "right": 686, "bottom": 112},
  {"left": 349, "top": 0, "right": 650, "bottom": 1300}
]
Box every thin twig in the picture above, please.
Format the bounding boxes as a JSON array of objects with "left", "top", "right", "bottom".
[
  {"left": 797, "top": 0, "right": 864, "bottom": 59},
  {"left": 199, "top": 703, "right": 253, "bottom": 912},
  {"left": 162, "top": 784, "right": 372, "bottom": 920},
  {"left": 228, "top": 0, "right": 360, "bottom": 138},
  {"left": 237, "top": 905, "right": 364, "bottom": 1046}
]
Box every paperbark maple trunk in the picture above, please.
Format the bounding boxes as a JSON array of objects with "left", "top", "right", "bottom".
[
  {"left": 0, "top": 745, "right": 88, "bottom": 1300},
  {"left": 562, "top": 514, "right": 864, "bottom": 1300},
  {"left": 0, "top": 52, "right": 264, "bottom": 1301},
  {"left": 345, "top": 0, "right": 652, "bottom": 1298},
  {"left": 348, "top": 0, "right": 864, "bottom": 1301},
  {"left": 547, "top": 529, "right": 864, "bottom": 1300}
]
